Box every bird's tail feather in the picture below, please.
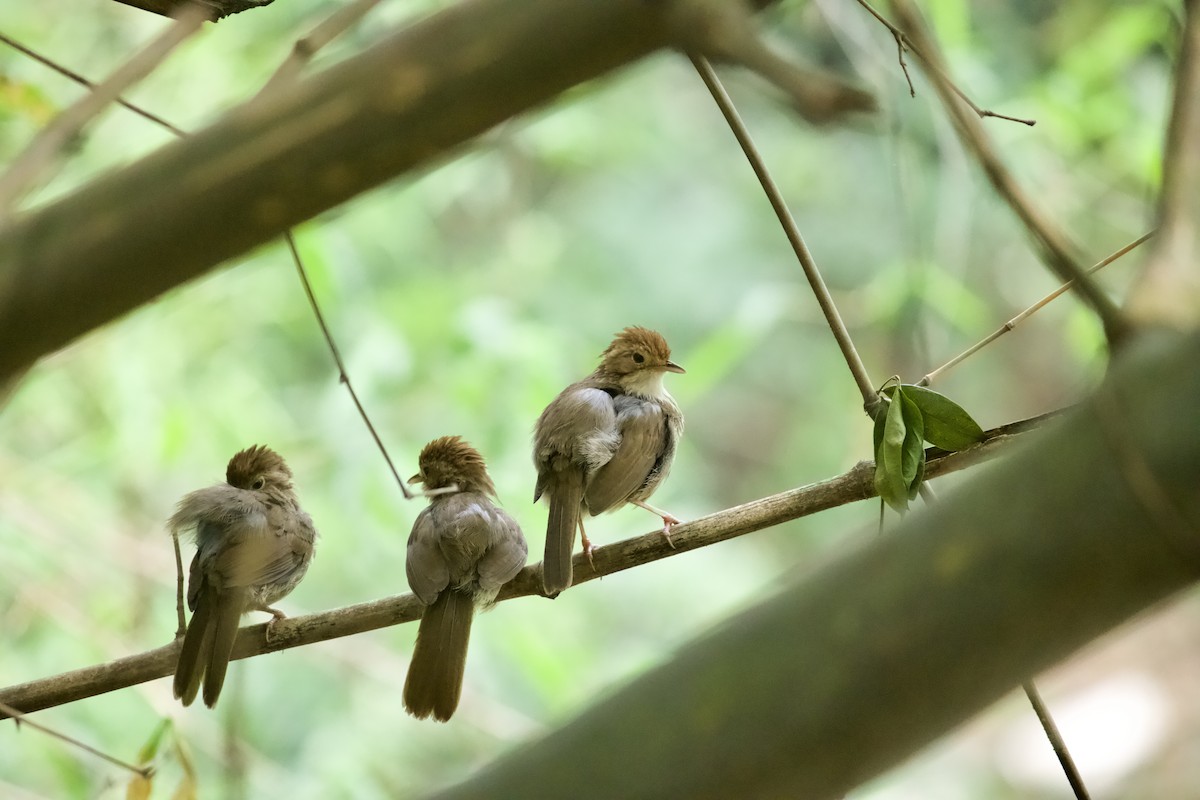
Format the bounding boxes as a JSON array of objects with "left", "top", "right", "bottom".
[{"left": 403, "top": 591, "right": 475, "bottom": 722}]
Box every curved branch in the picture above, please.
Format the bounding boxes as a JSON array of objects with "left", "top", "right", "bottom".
[{"left": 0, "top": 411, "right": 1049, "bottom": 719}]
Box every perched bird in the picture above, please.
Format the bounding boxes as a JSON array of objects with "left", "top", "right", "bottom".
[
  {"left": 170, "top": 445, "right": 316, "bottom": 708},
  {"left": 404, "top": 436, "right": 528, "bottom": 722},
  {"left": 534, "top": 326, "right": 685, "bottom": 596}
]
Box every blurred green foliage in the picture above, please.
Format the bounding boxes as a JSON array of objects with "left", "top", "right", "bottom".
[{"left": 0, "top": 0, "right": 1176, "bottom": 797}]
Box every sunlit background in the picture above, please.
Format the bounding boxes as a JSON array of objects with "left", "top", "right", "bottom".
[{"left": 1, "top": 0, "right": 1192, "bottom": 797}]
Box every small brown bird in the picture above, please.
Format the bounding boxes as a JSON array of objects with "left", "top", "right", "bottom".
[
  {"left": 404, "top": 436, "right": 528, "bottom": 722},
  {"left": 170, "top": 445, "right": 316, "bottom": 708},
  {"left": 534, "top": 326, "right": 685, "bottom": 596}
]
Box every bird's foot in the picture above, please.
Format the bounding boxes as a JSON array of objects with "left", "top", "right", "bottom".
[
  {"left": 580, "top": 530, "right": 597, "bottom": 572},
  {"left": 631, "top": 499, "right": 683, "bottom": 549},
  {"left": 660, "top": 513, "right": 682, "bottom": 549},
  {"left": 263, "top": 608, "right": 288, "bottom": 644}
]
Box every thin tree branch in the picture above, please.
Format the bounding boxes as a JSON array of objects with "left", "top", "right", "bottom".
[
  {"left": 283, "top": 233, "right": 414, "bottom": 498},
  {"left": 855, "top": 0, "right": 1032, "bottom": 124},
  {"left": 259, "top": 5, "right": 415, "bottom": 499},
  {"left": 919, "top": 230, "right": 1155, "bottom": 386},
  {"left": 256, "top": 0, "right": 386, "bottom": 96},
  {"left": 1127, "top": 0, "right": 1200, "bottom": 328},
  {"left": 426, "top": 329, "right": 1200, "bottom": 800},
  {"left": 0, "top": 700, "right": 151, "bottom": 778},
  {"left": 690, "top": 53, "right": 880, "bottom": 415},
  {"left": 0, "top": 409, "right": 1053, "bottom": 719},
  {"left": 884, "top": 0, "right": 1132, "bottom": 347},
  {"left": 172, "top": 532, "right": 186, "bottom": 639},
  {"left": 0, "top": 3, "right": 208, "bottom": 216},
  {"left": 0, "top": 0, "right": 703, "bottom": 385},
  {"left": 1021, "top": 681, "right": 1092, "bottom": 800},
  {"left": 0, "top": 32, "right": 186, "bottom": 135},
  {"left": 853, "top": 0, "right": 914, "bottom": 96}
]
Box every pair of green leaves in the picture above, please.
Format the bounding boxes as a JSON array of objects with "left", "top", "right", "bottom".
[{"left": 872, "top": 382, "right": 985, "bottom": 513}]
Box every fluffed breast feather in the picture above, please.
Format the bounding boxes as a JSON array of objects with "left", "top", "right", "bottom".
[{"left": 169, "top": 485, "right": 268, "bottom": 536}]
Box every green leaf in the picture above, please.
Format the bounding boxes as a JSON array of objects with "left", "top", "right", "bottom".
[
  {"left": 902, "top": 384, "right": 984, "bottom": 451},
  {"left": 898, "top": 389, "right": 925, "bottom": 488},
  {"left": 872, "top": 400, "right": 887, "bottom": 455},
  {"left": 907, "top": 441, "right": 927, "bottom": 501},
  {"left": 873, "top": 394, "right": 909, "bottom": 512},
  {"left": 135, "top": 718, "right": 171, "bottom": 766}
]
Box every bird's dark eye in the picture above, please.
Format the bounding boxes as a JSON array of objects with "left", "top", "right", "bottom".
[
  {"left": 632, "top": 352, "right": 645, "bottom": 364},
  {"left": 252, "top": 477, "right": 266, "bottom": 490}
]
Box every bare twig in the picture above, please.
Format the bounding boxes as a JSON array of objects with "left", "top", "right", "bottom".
[
  {"left": 884, "top": 0, "right": 1131, "bottom": 347},
  {"left": 283, "top": 233, "right": 414, "bottom": 499},
  {"left": 261, "top": 1, "right": 416, "bottom": 499},
  {"left": 689, "top": 54, "right": 880, "bottom": 414},
  {"left": 172, "top": 533, "right": 187, "bottom": 639},
  {"left": 0, "top": 699, "right": 151, "bottom": 778},
  {"left": 853, "top": 0, "right": 914, "bottom": 96},
  {"left": 0, "top": 32, "right": 186, "bottom": 135},
  {"left": 260, "top": 4, "right": 415, "bottom": 498},
  {"left": 1022, "top": 681, "right": 1092, "bottom": 800},
  {"left": 855, "top": 0, "right": 1032, "bottom": 124},
  {"left": 256, "top": 0, "right": 386, "bottom": 96},
  {"left": 919, "top": 230, "right": 1155, "bottom": 386},
  {"left": 0, "top": 3, "right": 208, "bottom": 216},
  {"left": 0, "top": 410, "right": 1053, "bottom": 718},
  {"left": 1127, "top": 0, "right": 1200, "bottom": 327}
]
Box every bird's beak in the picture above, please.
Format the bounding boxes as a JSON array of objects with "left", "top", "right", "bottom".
[
  {"left": 664, "top": 360, "right": 686, "bottom": 374},
  {"left": 407, "top": 473, "right": 423, "bottom": 485}
]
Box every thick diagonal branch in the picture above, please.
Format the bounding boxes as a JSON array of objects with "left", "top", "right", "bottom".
[
  {"left": 0, "top": 0, "right": 718, "bottom": 383},
  {"left": 429, "top": 329, "right": 1200, "bottom": 800}
]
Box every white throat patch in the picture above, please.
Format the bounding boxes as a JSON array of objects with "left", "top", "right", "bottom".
[{"left": 624, "top": 369, "right": 670, "bottom": 400}]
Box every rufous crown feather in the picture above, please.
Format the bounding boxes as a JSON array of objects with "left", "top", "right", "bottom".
[
  {"left": 226, "top": 444, "right": 293, "bottom": 491},
  {"left": 410, "top": 435, "right": 497, "bottom": 497}
]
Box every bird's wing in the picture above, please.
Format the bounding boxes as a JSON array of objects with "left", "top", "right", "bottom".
[
  {"left": 205, "top": 511, "right": 308, "bottom": 592},
  {"left": 406, "top": 506, "right": 450, "bottom": 605},
  {"left": 533, "top": 385, "right": 620, "bottom": 500},
  {"left": 183, "top": 488, "right": 272, "bottom": 593},
  {"left": 584, "top": 396, "right": 666, "bottom": 514}
]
